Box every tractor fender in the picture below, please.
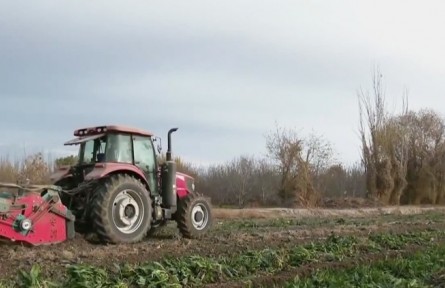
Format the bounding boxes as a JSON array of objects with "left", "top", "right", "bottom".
[{"left": 85, "top": 163, "right": 149, "bottom": 188}]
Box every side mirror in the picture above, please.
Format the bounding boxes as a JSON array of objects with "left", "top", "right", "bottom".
[{"left": 153, "top": 136, "right": 162, "bottom": 154}]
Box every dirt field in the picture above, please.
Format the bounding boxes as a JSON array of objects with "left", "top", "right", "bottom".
[{"left": 1, "top": 206, "right": 445, "bottom": 287}]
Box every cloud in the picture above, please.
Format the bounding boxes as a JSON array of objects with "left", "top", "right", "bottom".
[{"left": 1, "top": 1, "right": 445, "bottom": 165}]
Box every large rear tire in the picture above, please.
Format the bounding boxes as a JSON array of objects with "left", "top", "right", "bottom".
[
  {"left": 176, "top": 193, "right": 212, "bottom": 238},
  {"left": 91, "top": 174, "right": 152, "bottom": 244}
]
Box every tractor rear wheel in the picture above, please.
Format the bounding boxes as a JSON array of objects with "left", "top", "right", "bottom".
[
  {"left": 176, "top": 193, "right": 212, "bottom": 238},
  {"left": 91, "top": 174, "right": 152, "bottom": 244}
]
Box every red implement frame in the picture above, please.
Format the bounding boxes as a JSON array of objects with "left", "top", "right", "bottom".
[{"left": 0, "top": 183, "right": 74, "bottom": 246}]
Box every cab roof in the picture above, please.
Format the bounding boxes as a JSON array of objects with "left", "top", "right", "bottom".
[{"left": 74, "top": 125, "right": 154, "bottom": 137}]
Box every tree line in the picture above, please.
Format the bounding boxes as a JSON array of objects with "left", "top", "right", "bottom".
[
  {"left": 1, "top": 70, "right": 444, "bottom": 207},
  {"left": 188, "top": 70, "right": 445, "bottom": 207}
]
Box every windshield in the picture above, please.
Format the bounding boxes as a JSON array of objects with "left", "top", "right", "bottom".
[
  {"left": 79, "top": 136, "right": 107, "bottom": 164},
  {"left": 78, "top": 134, "right": 133, "bottom": 164}
]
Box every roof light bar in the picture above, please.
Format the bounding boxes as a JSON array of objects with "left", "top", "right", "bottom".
[{"left": 74, "top": 126, "right": 108, "bottom": 137}]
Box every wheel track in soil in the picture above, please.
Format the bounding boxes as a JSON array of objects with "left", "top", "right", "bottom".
[{"left": 0, "top": 209, "right": 444, "bottom": 281}]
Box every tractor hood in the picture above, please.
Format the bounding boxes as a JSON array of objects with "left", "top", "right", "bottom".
[{"left": 175, "top": 172, "right": 195, "bottom": 198}]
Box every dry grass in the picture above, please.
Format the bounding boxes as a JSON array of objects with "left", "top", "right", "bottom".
[
  {"left": 213, "top": 206, "right": 445, "bottom": 220},
  {"left": 0, "top": 157, "right": 20, "bottom": 183},
  {"left": 0, "top": 153, "right": 51, "bottom": 184}
]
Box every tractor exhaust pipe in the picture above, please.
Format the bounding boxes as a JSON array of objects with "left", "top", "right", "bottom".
[
  {"left": 162, "top": 127, "right": 178, "bottom": 214},
  {"left": 166, "top": 128, "right": 178, "bottom": 161}
]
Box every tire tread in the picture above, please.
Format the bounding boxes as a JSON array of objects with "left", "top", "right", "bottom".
[
  {"left": 176, "top": 193, "right": 212, "bottom": 239},
  {"left": 91, "top": 174, "right": 151, "bottom": 244}
]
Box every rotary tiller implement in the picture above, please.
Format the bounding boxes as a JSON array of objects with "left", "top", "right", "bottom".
[{"left": 0, "top": 182, "right": 75, "bottom": 246}]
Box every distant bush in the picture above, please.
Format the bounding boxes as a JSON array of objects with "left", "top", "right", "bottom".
[
  {"left": 55, "top": 155, "right": 78, "bottom": 168},
  {"left": 0, "top": 153, "right": 51, "bottom": 185}
]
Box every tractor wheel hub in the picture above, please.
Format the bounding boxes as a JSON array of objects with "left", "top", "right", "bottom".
[
  {"left": 124, "top": 205, "right": 136, "bottom": 218},
  {"left": 191, "top": 204, "right": 209, "bottom": 231},
  {"left": 194, "top": 211, "right": 204, "bottom": 222},
  {"left": 112, "top": 190, "right": 145, "bottom": 234}
]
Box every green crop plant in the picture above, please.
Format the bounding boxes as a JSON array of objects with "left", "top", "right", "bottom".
[
  {"left": 17, "top": 265, "right": 57, "bottom": 288},
  {"left": 288, "top": 246, "right": 318, "bottom": 266},
  {"left": 65, "top": 264, "right": 116, "bottom": 288},
  {"left": 369, "top": 231, "right": 438, "bottom": 250},
  {"left": 8, "top": 229, "right": 445, "bottom": 288},
  {"left": 303, "top": 234, "right": 360, "bottom": 261},
  {"left": 279, "top": 243, "right": 445, "bottom": 288},
  {"left": 227, "top": 249, "right": 288, "bottom": 275}
]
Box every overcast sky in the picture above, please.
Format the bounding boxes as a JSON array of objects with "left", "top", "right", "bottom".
[{"left": 1, "top": 1, "right": 445, "bottom": 166}]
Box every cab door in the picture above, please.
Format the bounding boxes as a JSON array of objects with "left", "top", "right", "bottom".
[{"left": 132, "top": 135, "right": 158, "bottom": 195}]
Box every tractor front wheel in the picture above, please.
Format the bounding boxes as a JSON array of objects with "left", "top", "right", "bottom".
[
  {"left": 176, "top": 193, "right": 212, "bottom": 238},
  {"left": 91, "top": 174, "right": 152, "bottom": 244}
]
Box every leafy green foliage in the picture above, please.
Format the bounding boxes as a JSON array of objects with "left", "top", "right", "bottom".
[
  {"left": 65, "top": 264, "right": 115, "bottom": 288},
  {"left": 9, "top": 230, "right": 445, "bottom": 288},
  {"left": 310, "top": 234, "right": 359, "bottom": 260},
  {"left": 288, "top": 246, "right": 318, "bottom": 266},
  {"left": 17, "top": 265, "right": 57, "bottom": 288},
  {"left": 118, "top": 262, "right": 181, "bottom": 287},
  {"left": 115, "top": 255, "right": 228, "bottom": 287},
  {"left": 281, "top": 243, "right": 445, "bottom": 288},
  {"left": 369, "top": 231, "right": 435, "bottom": 250},
  {"left": 228, "top": 249, "right": 287, "bottom": 275}
]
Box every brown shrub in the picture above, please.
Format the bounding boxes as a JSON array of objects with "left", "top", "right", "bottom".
[{"left": 0, "top": 153, "right": 51, "bottom": 185}]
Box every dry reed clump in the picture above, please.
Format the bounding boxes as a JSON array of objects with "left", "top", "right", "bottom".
[
  {"left": 359, "top": 70, "right": 445, "bottom": 205},
  {"left": 0, "top": 157, "right": 20, "bottom": 183},
  {"left": 266, "top": 125, "right": 333, "bottom": 208},
  {"left": 0, "top": 153, "right": 51, "bottom": 185}
]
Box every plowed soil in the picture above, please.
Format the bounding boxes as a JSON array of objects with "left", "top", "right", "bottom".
[{"left": 1, "top": 206, "right": 444, "bottom": 283}]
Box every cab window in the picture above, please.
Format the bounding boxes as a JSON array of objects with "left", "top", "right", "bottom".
[
  {"left": 105, "top": 134, "right": 133, "bottom": 163},
  {"left": 133, "top": 136, "right": 156, "bottom": 171}
]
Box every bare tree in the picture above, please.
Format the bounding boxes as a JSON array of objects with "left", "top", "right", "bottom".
[
  {"left": 265, "top": 124, "right": 304, "bottom": 205},
  {"left": 345, "top": 162, "right": 367, "bottom": 198},
  {"left": 197, "top": 164, "right": 224, "bottom": 205},
  {"left": 401, "top": 109, "right": 445, "bottom": 204},
  {"left": 317, "top": 164, "right": 347, "bottom": 198},
  {"left": 305, "top": 133, "right": 335, "bottom": 177},
  {"left": 254, "top": 158, "right": 280, "bottom": 206},
  {"left": 358, "top": 68, "right": 445, "bottom": 205},
  {"left": 265, "top": 124, "right": 335, "bottom": 207},
  {"left": 226, "top": 156, "right": 256, "bottom": 208},
  {"left": 358, "top": 69, "right": 409, "bottom": 204}
]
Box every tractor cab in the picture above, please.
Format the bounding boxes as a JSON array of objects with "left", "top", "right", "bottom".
[
  {"left": 64, "top": 126, "right": 157, "bottom": 163},
  {"left": 65, "top": 130, "right": 154, "bottom": 165},
  {"left": 63, "top": 125, "right": 159, "bottom": 195}
]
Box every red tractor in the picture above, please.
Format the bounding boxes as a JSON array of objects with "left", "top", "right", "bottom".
[{"left": 47, "top": 125, "right": 213, "bottom": 244}]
